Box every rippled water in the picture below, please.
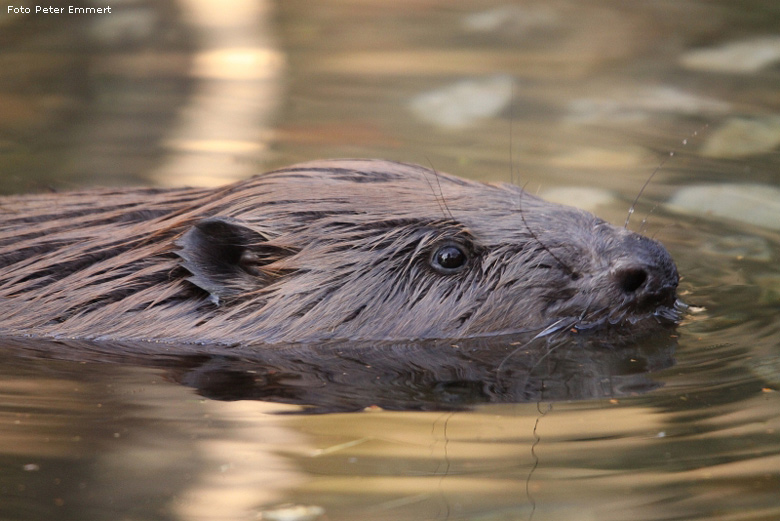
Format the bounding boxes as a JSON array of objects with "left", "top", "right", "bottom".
[{"left": 1, "top": 1, "right": 779, "bottom": 520}]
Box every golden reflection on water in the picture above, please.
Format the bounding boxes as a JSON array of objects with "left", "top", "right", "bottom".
[
  {"left": 152, "top": 0, "right": 284, "bottom": 187},
  {"left": 170, "top": 400, "right": 306, "bottom": 521}
]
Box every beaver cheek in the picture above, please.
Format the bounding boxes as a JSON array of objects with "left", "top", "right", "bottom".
[{"left": 463, "top": 286, "right": 548, "bottom": 334}]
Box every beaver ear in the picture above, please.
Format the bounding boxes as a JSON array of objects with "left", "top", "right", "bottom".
[{"left": 175, "top": 217, "right": 290, "bottom": 305}]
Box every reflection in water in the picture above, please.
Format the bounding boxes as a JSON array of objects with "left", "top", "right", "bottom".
[
  {"left": 2, "top": 330, "right": 677, "bottom": 412},
  {"left": 0, "top": 330, "right": 678, "bottom": 520},
  {"left": 0, "top": 353, "right": 301, "bottom": 521},
  {"left": 0, "top": 0, "right": 194, "bottom": 191},
  {"left": 153, "top": 0, "right": 285, "bottom": 187},
  {"left": 0, "top": 0, "right": 282, "bottom": 193},
  {"left": 2, "top": 332, "right": 777, "bottom": 521}
]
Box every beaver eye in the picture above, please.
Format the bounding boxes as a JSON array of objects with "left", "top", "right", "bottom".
[{"left": 430, "top": 243, "right": 469, "bottom": 274}]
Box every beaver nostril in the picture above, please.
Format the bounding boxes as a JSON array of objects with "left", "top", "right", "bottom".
[{"left": 617, "top": 267, "right": 647, "bottom": 294}]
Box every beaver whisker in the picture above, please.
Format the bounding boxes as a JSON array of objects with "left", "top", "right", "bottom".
[
  {"left": 494, "top": 318, "right": 575, "bottom": 388},
  {"left": 514, "top": 191, "right": 579, "bottom": 280},
  {"left": 637, "top": 203, "right": 662, "bottom": 235},
  {"left": 625, "top": 160, "right": 665, "bottom": 230},
  {"left": 535, "top": 318, "right": 573, "bottom": 338},
  {"left": 423, "top": 158, "right": 455, "bottom": 222}
]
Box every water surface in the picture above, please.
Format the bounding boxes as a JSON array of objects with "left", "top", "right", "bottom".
[{"left": 1, "top": 1, "right": 779, "bottom": 520}]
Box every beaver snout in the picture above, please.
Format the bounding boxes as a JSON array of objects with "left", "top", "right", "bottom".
[{"left": 610, "top": 234, "right": 679, "bottom": 309}]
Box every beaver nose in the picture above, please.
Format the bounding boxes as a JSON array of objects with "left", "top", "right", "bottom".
[
  {"left": 615, "top": 267, "right": 648, "bottom": 293},
  {"left": 612, "top": 235, "right": 678, "bottom": 305}
]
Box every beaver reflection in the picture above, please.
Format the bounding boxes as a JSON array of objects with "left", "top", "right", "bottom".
[
  {"left": 0, "top": 159, "right": 680, "bottom": 344},
  {"left": 3, "top": 331, "right": 676, "bottom": 412},
  {"left": 177, "top": 338, "right": 676, "bottom": 412}
]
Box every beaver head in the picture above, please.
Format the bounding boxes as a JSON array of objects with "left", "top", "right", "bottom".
[{"left": 0, "top": 159, "right": 679, "bottom": 344}]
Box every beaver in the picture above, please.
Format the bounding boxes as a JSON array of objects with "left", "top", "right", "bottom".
[{"left": 0, "top": 159, "right": 679, "bottom": 345}]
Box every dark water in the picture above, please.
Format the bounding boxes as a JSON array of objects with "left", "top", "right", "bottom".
[{"left": 1, "top": 1, "right": 780, "bottom": 520}]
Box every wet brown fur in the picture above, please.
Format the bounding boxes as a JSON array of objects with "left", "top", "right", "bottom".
[{"left": 0, "top": 159, "right": 678, "bottom": 344}]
